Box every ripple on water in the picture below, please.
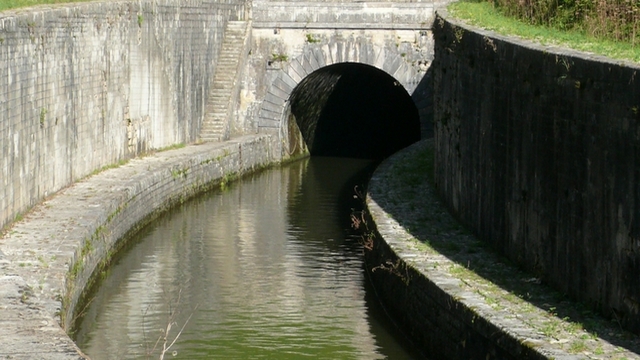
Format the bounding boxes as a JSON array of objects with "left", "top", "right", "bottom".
[{"left": 74, "top": 157, "right": 420, "bottom": 360}]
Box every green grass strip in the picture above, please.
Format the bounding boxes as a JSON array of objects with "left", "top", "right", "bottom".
[
  {"left": 0, "top": 0, "right": 89, "bottom": 12},
  {"left": 4, "top": 0, "right": 639, "bottom": 64},
  {"left": 448, "top": 1, "right": 640, "bottom": 63}
]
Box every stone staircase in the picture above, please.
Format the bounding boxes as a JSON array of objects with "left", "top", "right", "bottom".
[{"left": 199, "top": 21, "right": 250, "bottom": 142}]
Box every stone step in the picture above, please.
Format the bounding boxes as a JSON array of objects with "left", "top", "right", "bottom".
[
  {"left": 202, "top": 123, "right": 224, "bottom": 128},
  {"left": 212, "top": 74, "right": 235, "bottom": 81},
  {"left": 201, "top": 126, "right": 224, "bottom": 132},
  {"left": 206, "top": 102, "right": 227, "bottom": 108},
  {"left": 203, "top": 120, "right": 225, "bottom": 127},
  {"left": 207, "top": 103, "right": 228, "bottom": 109},
  {"left": 201, "top": 126, "right": 223, "bottom": 131},
  {"left": 207, "top": 106, "right": 229, "bottom": 113},
  {"left": 203, "top": 118, "right": 225, "bottom": 123},
  {"left": 201, "top": 129, "right": 223, "bottom": 134},
  {"left": 200, "top": 130, "right": 223, "bottom": 135},
  {"left": 205, "top": 114, "right": 227, "bottom": 121},
  {"left": 208, "top": 101, "right": 230, "bottom": 108},
  {"left": 198, "top": 20, "right": 249, "bottom": 143},
  {"left": 208, "top": 97, "right": 230, "bottom": 103}
]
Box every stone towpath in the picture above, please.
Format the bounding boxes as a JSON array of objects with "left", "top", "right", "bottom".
[
  {"left": 0, "top": 135, "right": 276, "bottom": 359},
  {"left": 365, "top": 139, "right": 640, "bottom": 359}
]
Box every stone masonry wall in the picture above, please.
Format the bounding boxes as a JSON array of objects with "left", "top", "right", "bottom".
[
  {"left": 433, "top": 12, "right": 640, "bottom": 332},
  {"left": 244, "top": 1, "right": 436, "bottom": 157},
  {"left": 0, "top": 0, "right": 247, "bottom": 231}
]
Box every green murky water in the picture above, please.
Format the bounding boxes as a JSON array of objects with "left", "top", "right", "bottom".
[{"left": 74, "top": 157, "right": 422, "bottom": 359}]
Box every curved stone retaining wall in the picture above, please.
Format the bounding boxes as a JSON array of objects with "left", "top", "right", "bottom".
[
  {"left": 0, "top": 0, "right": 247, "bottom": 231},
  {"left": 366, "top": 142, "right": 551, "bottom": 359},
  {"left": 432, "top": 11, "right": 640, "bottom": 333},
  {"left": 0, "top": 134, "right": 279, "bottom": 358},
  {"left": 365, "top": 140, "right": 640, "bottom": 359}
]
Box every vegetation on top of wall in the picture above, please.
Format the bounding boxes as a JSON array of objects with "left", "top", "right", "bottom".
[
  {"left": 0, "top": 0, "right": 88, "bottom": 12},
  {"left": 487, "top": 0, "right": 640, "bottom": 44},
  {"left": 448, "top": 0, "right": 640, "bottom": 63}
]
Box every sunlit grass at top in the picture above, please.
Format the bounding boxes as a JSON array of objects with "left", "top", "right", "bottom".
[
  {"left": 0, "top": 0, "right": 90, "bottom": 12},
  {"left": 448, "top": 1, "right": 640, "bottom": 64}
]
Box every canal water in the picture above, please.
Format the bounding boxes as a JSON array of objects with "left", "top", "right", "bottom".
[{"left": 74, "top": 157, "right": 422, "bottom": 359}]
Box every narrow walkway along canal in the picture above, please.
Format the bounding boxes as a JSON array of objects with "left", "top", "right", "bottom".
[{"left": 74, "top": 157, "right": 424, "bottom": 359}]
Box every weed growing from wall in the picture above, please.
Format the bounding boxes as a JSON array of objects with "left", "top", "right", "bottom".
[
  {"left": 39, "top": 108, "right": 47, "bottom": 128},
  {"left": 350, "top": 185, "right": 411, "bottom": 286},
  {"left": 270, "top": 53, "right": 288, "bottom": 62},
  {"left": 305, "top": 33, "right": 320, "bottom": 43}
]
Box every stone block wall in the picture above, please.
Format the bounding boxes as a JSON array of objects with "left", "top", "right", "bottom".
[
  {"left": 251, "top": 1, "right": 437, "bottom": 29},
  {"left": 0, "top": 0, "right": 247, "bottom": 231},
  {"left": 433, "top": 12, "right": 640, "bottom": 332}
]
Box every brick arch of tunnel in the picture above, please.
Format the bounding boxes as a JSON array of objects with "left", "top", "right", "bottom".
[{"left": 256, "top": 45, "right": 425, "bottom": 160}]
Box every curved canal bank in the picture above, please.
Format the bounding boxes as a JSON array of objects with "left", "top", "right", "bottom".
[
  {"left": 0, "top": 134, "right": 280, "bottom": 358},
  {"left": 363, "top": 139, "right": 640, "bottom": 359}
]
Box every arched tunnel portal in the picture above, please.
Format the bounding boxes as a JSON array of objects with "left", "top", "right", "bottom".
[{"left": 288, "top": 63, "right": 421, "bottom": 160}]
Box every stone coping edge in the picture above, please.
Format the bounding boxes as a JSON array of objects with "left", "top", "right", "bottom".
[
  {"left": 0, "top": 134, "right": 279, "bottom": 359},
  {"left": 363, "top": 139, "right": 640, "bottom": 360}
]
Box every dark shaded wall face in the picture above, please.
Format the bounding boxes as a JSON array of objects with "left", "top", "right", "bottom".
[{"left": 289, "top": 63, "right": 420, "bottom": 159}]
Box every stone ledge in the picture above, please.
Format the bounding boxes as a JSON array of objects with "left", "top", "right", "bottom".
[
  {"left": 364, "top": 139, "right": 640, "bottom": 359},
  {"left": 0, "top": 134, "right": 279, "bottom": 359},
  {"left": 251, "top": 1, "right": 437, "bottom": 29}
]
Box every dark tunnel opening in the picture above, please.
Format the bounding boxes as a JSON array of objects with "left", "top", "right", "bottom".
[{"left": 288, "top": 63, "right": 421, "bottom": 160}]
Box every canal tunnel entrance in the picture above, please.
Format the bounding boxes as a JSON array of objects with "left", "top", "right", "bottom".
[{"left": 288, "top": 63, "right": 420, "bottom": 160}]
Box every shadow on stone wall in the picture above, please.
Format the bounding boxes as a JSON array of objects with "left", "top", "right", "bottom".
[
  {"left": 433, "top": 12, "right": 640, "bottom": 334},
  {"left": 412, "top": 64, "right": 435, "bottom": 140}
]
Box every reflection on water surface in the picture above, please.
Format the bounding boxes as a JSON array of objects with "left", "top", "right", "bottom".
[{"left": 75, "top": 157, "right": 421, "bottom": 359}]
